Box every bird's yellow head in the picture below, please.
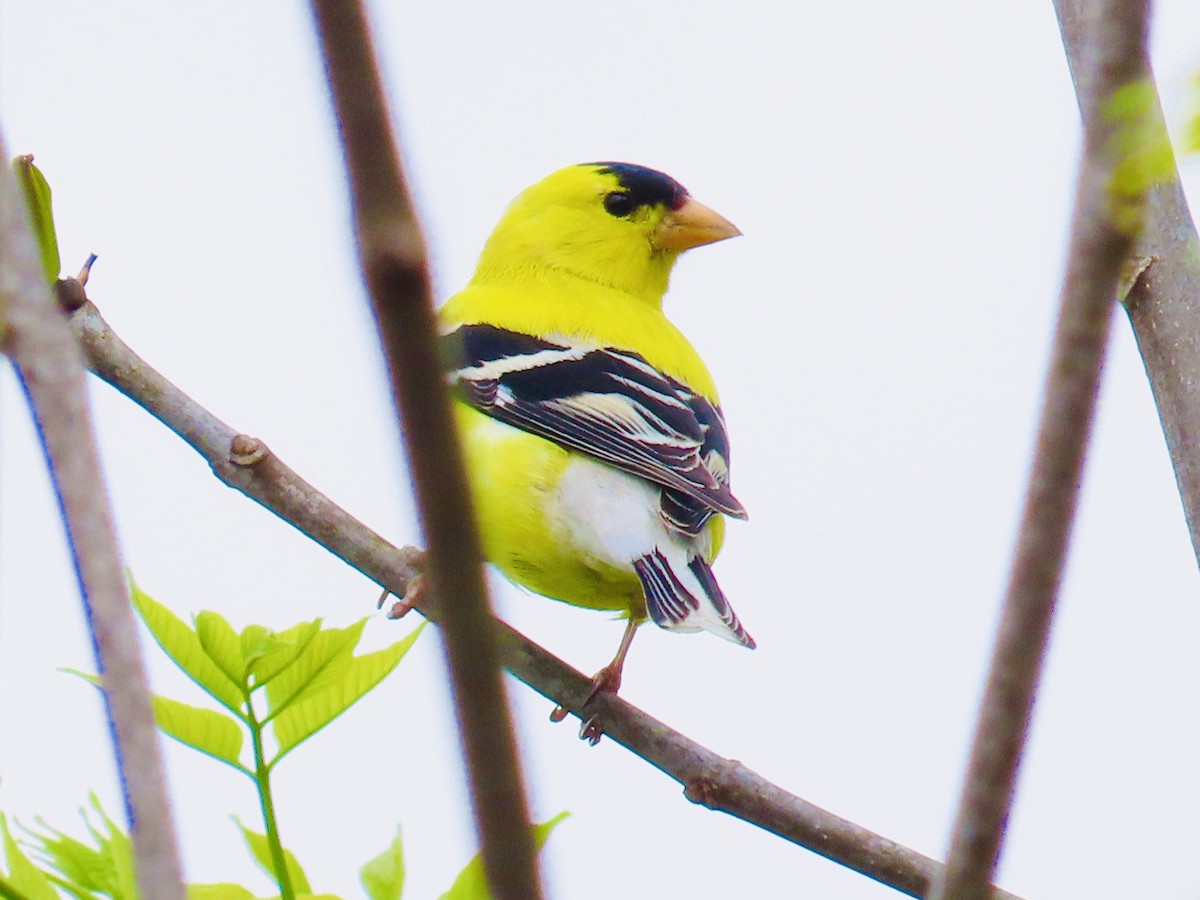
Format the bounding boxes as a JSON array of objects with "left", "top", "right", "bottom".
[{"left": 471, "top": 163, "right": 740, "bottom": 307}]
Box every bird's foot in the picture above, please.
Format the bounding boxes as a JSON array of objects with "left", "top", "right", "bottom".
[
  {"left": 381, "top": 572, "right": 427, "bottom": 620},
  {"left": 550, "top": 662, "right": 623, "bottom": 745}
]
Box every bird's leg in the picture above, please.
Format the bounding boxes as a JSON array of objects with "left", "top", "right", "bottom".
[{"left": 551, "top": 619, "right": 640, "bottom": 744}]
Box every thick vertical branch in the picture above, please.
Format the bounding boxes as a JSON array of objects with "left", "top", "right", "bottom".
[
  {"left": 304, "top": 4, "right": 542, "bottom": 898},
  {"left": 0, "top": 144, "right": 185, "bottom": 897},
  {"left": 1057, "top": 0, "right": 1200, "bottom": 567},
  {"left": 933, "top": 2, "right": 1153, "bottom": 898}
]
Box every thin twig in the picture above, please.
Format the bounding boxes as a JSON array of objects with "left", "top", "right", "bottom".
[
  {"left": 933, "top": 2, "right": 1153, "bottom": 898},
  {"left": 306, "top": 4, "right": 541, "bottom": 898},
  {"left": 1056, "top": 0, "right": 1200, "bottom": 566},
  {"left": 69, "top": 299, "right": 1022, "bottom": 900},
  {"left": 0, "top": 143, "right": 185, "bottom": 898}
]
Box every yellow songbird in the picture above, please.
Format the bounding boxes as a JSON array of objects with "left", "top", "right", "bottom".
[{"left": 440, "top": 163, "right": 752, "bottom": 740}]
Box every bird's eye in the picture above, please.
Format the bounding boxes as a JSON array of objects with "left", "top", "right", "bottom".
[{"left": 603, "top": 191, "right": 636, "bottom": 218}]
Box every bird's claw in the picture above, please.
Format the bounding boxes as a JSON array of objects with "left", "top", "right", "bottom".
[
  {"left": 549, "top": 670, "right": 620, "bottom": 743},
  {"left": 381, "top": 573, "right": 427, "bottom": 620},
  {"left": 579, "top": 715, "right": 603, "bottom": 746},
  {"left": 549, "top": 706, "right": 606, "bottom": 744}
]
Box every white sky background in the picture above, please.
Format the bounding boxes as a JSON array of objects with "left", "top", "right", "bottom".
[{"left": 2, "top": 2, "right": 1199, "bottom": 898}]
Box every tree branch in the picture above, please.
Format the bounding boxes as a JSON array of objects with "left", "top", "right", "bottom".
[
  {"left": 69, "top": 298, "right": 1022, "bottom": 900},
  {"left": 0, "top": 145, "right": 185, "bottom": 898},
  {"left": 934, "top": 2, "right": 1153, "bottom": 898},
  {"left": 1055, "top": 0, "right": 1200, "bottom": 567}
]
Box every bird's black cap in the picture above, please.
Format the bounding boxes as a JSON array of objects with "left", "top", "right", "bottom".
[{"left": 589, "top": 162, "right": 689, "bottom": 210}]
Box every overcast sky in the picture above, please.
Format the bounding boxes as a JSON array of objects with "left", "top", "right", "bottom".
[{"left": 3, "top": 3, "right": 1200, "bottom": 898}]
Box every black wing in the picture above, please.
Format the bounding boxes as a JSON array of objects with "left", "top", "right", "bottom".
[{"left": 444, "top": 323, "right": 745, "bottom": 521}]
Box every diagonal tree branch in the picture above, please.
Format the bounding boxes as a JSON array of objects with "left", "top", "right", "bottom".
[
  {"left": 68, "top": 297, "right": 1022, "bottom": 900},
  {"left": 0, "top": 146, "right": 185, "bottom": 898},
  {"left": 933, "top": 2, "right": 1154, "bottom": 898},
  {"left": 1055, "top": 0, "right": 1200, "bottom": 567}
]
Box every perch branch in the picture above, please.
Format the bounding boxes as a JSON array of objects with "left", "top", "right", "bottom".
[
  {"left": 0, "top": 146, "right": 185, "bottom": 898},
  {"left": 934, "top": 2, "right": 1153, "bottom": 898},
  {"left": 69, "top": 299, "right": 1021, "bottom": 900}
]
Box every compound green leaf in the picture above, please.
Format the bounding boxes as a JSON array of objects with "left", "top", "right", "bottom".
[
  {"left": 130, "top": 580, "right": 243, "bottom": 711},
  {"left": 271, "top": 624, "right": 423, "bottom": 761}
]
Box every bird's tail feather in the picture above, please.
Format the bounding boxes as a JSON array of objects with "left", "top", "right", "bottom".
[{"left": 634, "top": 549, "right": 755, "bottom": 648}]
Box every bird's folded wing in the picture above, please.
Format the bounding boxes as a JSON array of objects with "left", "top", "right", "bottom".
[{"left": 444, "top": 323, "right": 746, "bottom": 519}]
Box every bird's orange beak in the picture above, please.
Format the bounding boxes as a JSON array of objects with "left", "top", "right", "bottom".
[{"left": 652, "top": 198, "right": 741, "bottom": 252}]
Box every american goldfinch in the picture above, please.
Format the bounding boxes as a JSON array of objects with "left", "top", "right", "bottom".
[{"left": 441, "top": 162, "right": 752, "bottom": 737}]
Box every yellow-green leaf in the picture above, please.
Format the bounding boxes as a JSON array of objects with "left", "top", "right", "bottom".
[
  {"left": 1185, "top": 69, "right": 1200, "bottom": 155},
  {"left": 152, "top": 695, "right": 245, "bottom": 770},
  {"left": 438, "top": 813, "right": 569, "bottom": 900},
  {"left": 271, "top": 624, "right": 423, "bottom": 761},
  {"left": 1104, "top": 77, "right": 1175, "bottom": 234},
  {"left": 264, "top": 620, "right": 366, "bottom": 718},
  {"left": 87, "top": 796, "right": 136, "bottom": 900},
  {"left": 196, "top": 611, "right": 246, "bottom": 687},
  {"left": 32, "top": 795, "right": 135, "bottom": 900},
  {"left": 63, "top": 670, "right": 243, "bottom": 770},
  {"left": 240, "top": 624, "right": 274, "bottom": 672},
  {"left": 1, "top": 814, "right": 58, "bottom": 900},
  {"left": 187, "top": 884, "right": 257, "bottom": 900},
  {"left": 12, "top": 155, "right": 60, "bottom": 281},
  {"left": 360, "top": 829, "right": 404, "bottom": 900},
  {"left": 130, "top": 580, "right": 243, "bottom": 711},
  {"left": 234, "top": 818, "right": 312, "bottom": 896},
  {"left": 248, "top": 619, "right": 322, "bottom": 688}
]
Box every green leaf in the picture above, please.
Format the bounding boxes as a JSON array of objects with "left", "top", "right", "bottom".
[
  {"left": 63, "top": 671, "right": 246, "bottom": 772},
  {"left": 438, "top": 813, "right": 569, "bottom": 900},
  {"left": 12, "top": 155, "right": 60, "bottom": 281},
  {"left": 1, "top": 814, "right": 58, "bottom": 900},
  {"left": 85, "top": 797, "right": 136, "bottom": 900},
  {"left": 31, "top": 795, "right": 136, "bottom": 900},
  {"left": 247, "top": 619, "right": 322, "bottom": 688},
  {"left": 239, "top": 624, "right": 274, "bottom": 673},
  {"left": 186, "top": 885, "right": 257, "bottom": 900},
  {"left": 196, "top": 611, "right": 246, "bottom": 687},
  {"left": 1186, "top": 69, "right": 1200, "bottom": 155},
  {"left": 152, "top": 695, "right": 246, "bottom": 770},
  {"left": 263, "top": 620, "right": 366, "bottom": 719},
  {"left": 234, "top": 818, "right": 312, "bottom": 896},
  {"left": 359, "top": 829, "right": 404, "bottom": 900},
  {"left": 271, "top": 624, "right": 423, "bottom": 761},
  {"left": 130, "top": 579, "right": 244, "bottom": 711},
  {"left": 27, "top": 823, "right": 104, "bottom": 900},
  {"left": 1104, "top": 77, "right": 1175, "bottom": 234}
]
